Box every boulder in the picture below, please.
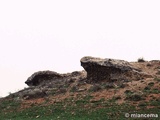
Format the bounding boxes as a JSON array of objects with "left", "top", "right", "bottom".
[
  {"left": 80, "top": 56, "right": 152, "bottom": 82},
  {"left": 25, "top": 71, "right": 63, "bottom": 86}
]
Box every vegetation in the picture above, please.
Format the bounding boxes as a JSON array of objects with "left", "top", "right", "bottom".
[
  {"left": 125, "top": 93, "right": 144, "bottom": 101},
  {"left": 143, "top": 82, "right": 160, "bottom": 94},
  {"left": 88, "top": 84, "right": 101, "bottom": 92},
  {"left": 0, "top": 95, "right": 159, "bottom": 120},
  {"left": 154, "top": 77, "right": 160, "bottom": 82},
  {"left": 137, "top": 57, "right": 145, "bottom": 62},
  {"left": 70, "top": 86, "right": 77, "bottom": 92},
  {"left": 0, "top": 58, "right": 160, "bottom": 119}
]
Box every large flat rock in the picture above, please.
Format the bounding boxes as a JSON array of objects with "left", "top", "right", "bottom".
[{"left": 81, "top": 56, "right": 152, "bottom": 82}]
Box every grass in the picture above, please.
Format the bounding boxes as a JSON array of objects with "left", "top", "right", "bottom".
[
  {"left": 124, "top": 90, "right": 144, "bottom": 101},
  {"left": 143, "top": 82, "right": 160, "bottom": 94},
  {"left": 70, "top": 86, "right": 77, "bottom": 92},
  {"left": 154, "top": 77, "right": 160, "bottom": 82},
  {"left": 0, "top": 99, "right": 21, "bottom": 111},
  {"left": 148, "top": 82, "right": 154, "bottom": 87},
  {"left": 0, "top": 94, "right": 159, "bottom": 120},
  {"left": 125, "top": 94, "right": 144, "bottom": 101}
]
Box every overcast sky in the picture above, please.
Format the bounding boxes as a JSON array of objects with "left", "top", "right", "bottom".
[{"left": 0, "top": 0, "right": 160, "bottom": 97}]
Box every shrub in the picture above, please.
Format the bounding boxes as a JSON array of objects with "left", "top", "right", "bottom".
[
  {"left": 154, "top": 77, "right": 160, "bottom": 82},
  {"left": 124, "top": 90, "right": 133, "bottom": 95},
  {"left": 151, "top": 88, "right": 160, "bottom": 94},
  {"left": 70, "top": 86, "right": 77, "bottom": 92},
  {"left": 125, "top": 94, "right": 143, "bottom": 101},
  {"left": 114, "top": 96, "right": 121, "bottom": 100},
  {"left": 138, "top": 102, "right": 148, "bottom": 107},
  {"left": 148, "top": 82, "right": 154, "bottom": 87},
  {"left": 144, "top": 86, "right": 151, "bottom": 90},
  {"left": 138, "top": 57, "right": 145, "bottom": 62}
]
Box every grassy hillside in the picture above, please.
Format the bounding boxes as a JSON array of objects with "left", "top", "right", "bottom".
[
  {"left": 0, "top": 92, "right": 159, "bottom": 120},
  {"left": 0, "top": 60, "right": 160, "bottom": 119}
]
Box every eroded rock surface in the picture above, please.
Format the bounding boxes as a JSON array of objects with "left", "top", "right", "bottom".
[
  {"left": 81, "top": 56, "right": 152, "bottom": 82},
  {"left": 25, "top": 71, "right": 63, "bottom": 86},
  {"left": 19, "top": 70, "right": 86, "bottom": 99},
  {"left": 12, "top": 56, "right": 154, "bottom": 100}
]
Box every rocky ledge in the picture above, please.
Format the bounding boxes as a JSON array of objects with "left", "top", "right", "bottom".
[
  {"left": 80, "top": 56, "right": 153, "bottom": 83},
  {"left": 7, "top": 56, "right": 159, "bottom": 100}
]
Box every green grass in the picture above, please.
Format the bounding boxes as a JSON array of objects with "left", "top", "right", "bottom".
[
  {"left": 154, "top": 77, "right": 160, "bottom": 82},
  {"left": 0, "top": 99, "right": 21, "bottom": 111},
  {"left": 124, "top": 90, "right": 145, "bottom": 101},
  {"left": 143, "top": 82, "right": 160, "bottom": 94},
  {"left": 148, "top": 82, "right": 154, "bottom": 87},
  {"left": 125, "top": 94, "right": 144, "bottom": 101},
  {"left": 70, "top": 86, "right": 77, "bottom": 92},
  {"left": 0, "top": 95, "right": 160, "bottom": 120}
]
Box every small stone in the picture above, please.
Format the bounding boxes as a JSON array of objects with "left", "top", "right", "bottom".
[{"left": 77, "top": 88, "right": 86, "bottom": 92}]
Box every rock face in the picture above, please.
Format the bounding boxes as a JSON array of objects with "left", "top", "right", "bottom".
[
  {"left": 80, "top": 56, "right": 152, "bottom": 82},
  {"left": 25, "top": 56, "right": 153, "bottom": 87},
  {"left": 25, "top": 71, "right": 63, "bottom": 86},
  {"left": 6, "top": 56, "right": 157, "bottom": 100}
]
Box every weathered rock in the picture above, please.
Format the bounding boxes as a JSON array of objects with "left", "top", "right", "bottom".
[
  {"left": 80, "top": 56, "right": 152, "bottom": 82},
  {"left": 25, "top": 71, "right": 63, "bottom": 86},
  {"left": 22, "top": 88, "right": 47, "bottom": 100}
]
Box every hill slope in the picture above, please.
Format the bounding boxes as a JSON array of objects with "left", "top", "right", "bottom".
[{"left": 0, "top": 57, "right": 160, "bottom": 119}]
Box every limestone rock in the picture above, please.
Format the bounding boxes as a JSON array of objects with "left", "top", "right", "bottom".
[{"left": 25, "top": 71, "right": 63, "bottom": 86}]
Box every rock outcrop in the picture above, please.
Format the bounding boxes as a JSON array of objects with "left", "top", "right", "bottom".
[
  {"left": 81, "top": 56, "right": 152, "bottom": 82},
  {"left": 25, "top": 70, "right": 86, "bottom": 87},
  {"left": 25, "top": 56, "right": 153, "bottom": 87},
  {"left": 4, "top": 56, "right": 157, "bottom": 100},
  {"left": 25, "top": 71, "right": 63, "bottom": 86},
  {"left": 20, "top": 70, "right": 86, "bottom": 99}
]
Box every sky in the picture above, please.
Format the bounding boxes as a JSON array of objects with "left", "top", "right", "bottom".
[{"left": 0, "top": 0, "right": 160, "bottom": 97}]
